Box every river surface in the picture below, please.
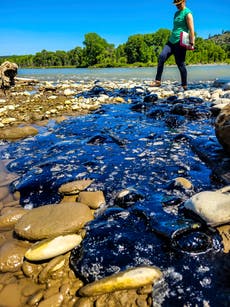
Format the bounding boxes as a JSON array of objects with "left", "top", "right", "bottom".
[
  {"left": 18, "top": 65, "right": 230, "bottom": 82},
  {"left": 1, "top": 68, "right": 230, "bottom": 306}
]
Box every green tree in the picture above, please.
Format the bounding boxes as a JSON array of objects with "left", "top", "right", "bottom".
[
  {"left": 115, "top": 44, "right": 127, "bottom": 65},
  {"left": 68, "top": 47, "right": 84, "bottom": 67},
  {"left": 125, "top": 34, "right": 150, "bottom": 64},
  {"left": 1, "top": 29, "right": 228, "bottom": 68},
  {"left": 55, "top": 50, "right": 69, "bottom": 66},
  {"left": 83, "top": 33, "right": 114, "bottom": 66}
]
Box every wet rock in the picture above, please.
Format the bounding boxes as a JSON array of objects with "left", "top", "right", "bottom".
[
  {"left": 0, "top": 207, "right": 28, "bottom": 230},
  {"left": 76, "top": 287, "right": 153, "bottom": 307},
  {"left": 78, "top": 266, "right": 162, "bottom": 296},
  {"left": 78, "top": 191, "right": 106, "bottom": 209},
  {"left": 148, "top": 215, "right": 201, "bottom": 241},
  {"left": 215, "top": 104, "right": 230, "bottom": 154},
  {"left": 0, "top": 61, "right": 18, "bottom": 89},
  {"left": 187, "top": 96, "right": 204, "bottom": 104},
  {"left": 38, "top": 255, "right": 67, "bottom": 283},
  {"left": 14, "top": 202, "right": 94, "bottom": 240},
  {"left": 171, "top": 103, "right": 211, "bottom": 119},
  {"left": 166, "top": 95, "right": 178, "bottom": 102},
  {"left": 0, "top": 126, "right": 38, "bottom": 140},
  {"left": 37, "top": 293, "right": 64, "bottom": 307},
  {"left": 168, "top": 177, "right": 193, "bottom": 191},
  {"left": 114, "top": 188, "right": 145, "bottom": 208},
  {"left": 166, "top": 177, "right": 194, "bottom": 204},
  {"left": 22, "top": 260, "right": 43, "bottom": 279},
  {"left": 130, "top": 102, "right": 146, "bottom": 112},
  {"left": 184, "top": 188, "right": 230, "bottom": 226},
  {"left": 58, "top": 179, "right": 94, "bottom": 195},
  {"left": 188, "top": 133, "right": 230, "bottom": 185},
  {"left": 90, "top": 86, "right": 106, "bottom": 95},
  {"left": 223, "top": 82, "right": 230, "bottom": 91},
  {"left": 63, "top": 88, "right": 75, "bottom": 96},
  {"left": 164, "top": 114, "right": 185, "bottom": 128},
  {"left": 25, "top": 234, "right": 82, "bottom": 261},
  {"left": 0, "top": 239, "right": 30, "bottom": 272},
  {"left": 74, "top": 297, "right": 95, "bottom": 306},
  {"left": 161, "top": 196, "right": 182, "bottom": 207},
  {"left": 217, "top": 224, "right": 230, "bottom": 253},
  {"left": 147, "top": 107, "right": 165, "bottom": 119},
  {"left": 143, "top": 94, "right": 158, "bottom": 103},
  {"left": 213, "top": 78, "right": 230, "bottom": 89},
  {"left": 26, "top": 289, "right": 45, "bottom": 306}
]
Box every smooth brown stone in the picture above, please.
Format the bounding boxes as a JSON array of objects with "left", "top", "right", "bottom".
[
  {"left": 78, "top": 191, "right": 106, "bottom": 209},
  {"left": 0, "top": 125, "right": 38, "bottom": 140},
  {"left": 79, "top": 266, "right": 162, "bottom": 296},
  {"left": 217, "top": 224, "right": 230, "bottom": 253},
  {"left": 15, "top": 202, "right": 94, "bottom": 240},
  {"left": 58, "top": 179, "right": 94, "bottom": 195},
  {"left": 0, "top": 239, "right": 30, "bottom": 273},
  {"left": 0, "top": 207, "right": 28, "bottom": 230}
]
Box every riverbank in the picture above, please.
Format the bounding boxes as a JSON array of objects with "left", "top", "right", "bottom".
[{"left": 0, "top": 78, "right": 229, "bottom": 132}]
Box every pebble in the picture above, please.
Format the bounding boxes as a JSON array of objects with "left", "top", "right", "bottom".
[
  {"left": 78, "top": 266, "right": 163, "bottom": 296},
  {"left": 77, "top": 191, "right": 106, "bottom": 209},
  {"left": 0, "top": 78, "right": 229, "bottom": 136},
  {"left": 58, "top": 179, "right": 94, "bottom": 195},
  {"left": 25, "top": 234, "right": 82, "bottom": 261},
  {"left": 0, "top": 207, "right": 28, "bottom": 230},
  {"left": 0, "top": 239, "right": 31, "bottom": 272}
]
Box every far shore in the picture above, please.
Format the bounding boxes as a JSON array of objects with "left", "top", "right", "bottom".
[{"left": 18, "top": 63, "right": 229, "bottom": 70}]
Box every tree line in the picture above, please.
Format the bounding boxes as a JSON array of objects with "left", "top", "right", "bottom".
[{"left": 1, "top": 29, "right": 229, "bottom": 68}]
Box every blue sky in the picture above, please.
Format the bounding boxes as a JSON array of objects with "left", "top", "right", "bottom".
[{"left": 1, "top": 0, "right": 229, "bottom": 55}]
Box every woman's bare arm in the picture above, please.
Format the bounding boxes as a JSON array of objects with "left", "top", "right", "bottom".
[{"left": 186, "top": 13, "right": 195, "bottom": 45}]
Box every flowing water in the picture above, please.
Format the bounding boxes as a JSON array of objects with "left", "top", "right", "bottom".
[
  {"left": 1, "top": 68, "right": 230, "bottom": 305},
  {"left": 18, "top": 65, "right": 230, "bottom": 82}
]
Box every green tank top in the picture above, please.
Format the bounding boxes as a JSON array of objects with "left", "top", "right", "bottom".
[{"left": 169, "top": 7, "right": 192, "bottom": 44}]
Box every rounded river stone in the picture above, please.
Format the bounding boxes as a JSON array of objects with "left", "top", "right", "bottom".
[
  {"left": 14, "top": 202, "right": 93, "bottom": 240},
  {"left": 0, "top": 239, "right": 30, "bottom": 272}
]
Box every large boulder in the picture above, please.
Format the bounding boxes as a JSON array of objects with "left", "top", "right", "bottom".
[
  {"left": 215, "top": 104, "right": 230, "bottom": 154},
  {"left": 184, "top": 188, "right": 230, "bottom": 226},
  {"left": 0, "top": 61, "right": 18, "bottom": 89}
]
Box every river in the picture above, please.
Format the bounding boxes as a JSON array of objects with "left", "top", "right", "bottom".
[{"left": 18, "top": 64, "right": 230, "bottom": 82}]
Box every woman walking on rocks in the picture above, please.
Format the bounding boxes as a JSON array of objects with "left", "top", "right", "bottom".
[{"left": 151, "top": 0, "right": 195, "bottom": 90}]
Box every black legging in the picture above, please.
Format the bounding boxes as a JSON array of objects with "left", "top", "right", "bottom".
[{"left": 155, "top": 41, "right": 187, "bottom": 86}]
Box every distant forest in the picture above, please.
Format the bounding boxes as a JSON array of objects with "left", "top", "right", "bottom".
[{"left": 1, "top": 29, "right": 229, "bottom": 68}]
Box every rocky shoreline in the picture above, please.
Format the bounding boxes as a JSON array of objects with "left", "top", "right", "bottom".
[
  {"left": 0, "top": 77, "right": 230, "bottom": 306},
  {"left": 0, "top": 78, "right": 229, "bottom": 129}
]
